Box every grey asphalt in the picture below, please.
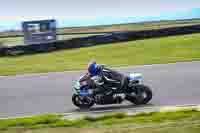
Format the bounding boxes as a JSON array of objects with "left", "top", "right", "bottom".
[{"left": 0, "top": 61, "right": 200, "bottom": 118}]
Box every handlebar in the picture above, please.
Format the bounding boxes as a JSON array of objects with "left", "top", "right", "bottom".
[{"left": 79, "top": 73, "right": 91, "bottom": 82}]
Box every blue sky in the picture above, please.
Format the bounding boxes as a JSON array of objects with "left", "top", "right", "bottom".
[{"left": 0, "top": 0, "right": 200, "bottom": 31}]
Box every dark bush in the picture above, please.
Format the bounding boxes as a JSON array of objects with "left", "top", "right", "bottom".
[{"left": 1, "top": 24, "right": 200, "bottom": 57}]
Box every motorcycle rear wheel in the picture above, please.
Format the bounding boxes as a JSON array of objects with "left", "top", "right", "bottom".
[{"left": 126, "top": 84, "right": 152, "bottom": 105}]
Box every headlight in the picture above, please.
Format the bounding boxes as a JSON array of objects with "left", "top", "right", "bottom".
[{"left": 88, "top": 89, "right": 93, "bottom": 94}]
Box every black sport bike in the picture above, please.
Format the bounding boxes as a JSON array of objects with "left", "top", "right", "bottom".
[{"left": 72, "top": 72, "right": 152, "bottom": 109}]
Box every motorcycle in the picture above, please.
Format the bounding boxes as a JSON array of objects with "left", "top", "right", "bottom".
[{"left": 72, "top": 72, "right": 153, "bottom": 109}]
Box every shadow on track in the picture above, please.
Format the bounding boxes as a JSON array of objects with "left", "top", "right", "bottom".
[{"left": 70, "top": 103, "right": 155, "bottom": 113}]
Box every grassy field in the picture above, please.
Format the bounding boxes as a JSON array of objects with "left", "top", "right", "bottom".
[
  {"left": 1, "top": 19, "right": 200, "bottom": 46},
  {"left": 0, "top": 37, "right": 23, "bottom": 47},
  {"left": 0, "top": 34, "right": 104, "bottom": 47},
  {"left": 58, "top": 19, "right": 200, "bottom": 33},
  {"left": 0, "top": 109, "right": 200, "bottom": 133},
  {"left": 0, "top": 33, "right": 200, "bottom": 76},
  {"left": 1, "top": 19, "right": 199, "bottom": 36}
]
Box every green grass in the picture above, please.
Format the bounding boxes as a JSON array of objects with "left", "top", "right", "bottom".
[
  {"left": 1, "top": 33, "right": 200, "bottom": 76},
  {"left": 49, "top": 19, "right": 200, "bottom": 34},
  {"left": 0, "top": 37, "right": 23, "bottom": 46},
  {"left": 0, "top": 109, "right": 200, "bottom": 132},
  {"left": 3, "top": 125, "right": 200, "bottom": 133},
  {"left": 0, "top": 114, "right": 60, "bottom": 130},
  {"left": 0, "top": 34, "right": 105, "bottom": 47}
]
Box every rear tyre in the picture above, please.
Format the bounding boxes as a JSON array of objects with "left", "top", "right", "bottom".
[
  {"left": 126, "top": 84, "right": 152, "bottom": 105},
  {"left": 72, "top": 94, "right": 94, "bottom": 109}
]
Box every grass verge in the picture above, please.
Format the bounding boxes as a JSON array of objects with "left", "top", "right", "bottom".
[
  {"left": 1, "top": 33, "right": 200, "bottom": 76},
  {"left": 0, "top": 109, "right": 200, "bottom": 132}
]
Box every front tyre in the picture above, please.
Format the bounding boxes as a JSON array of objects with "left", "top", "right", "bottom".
[
  {"left": 72, "top": 94, "right": 94, "bottom": 109},
  {"left": 126, "top": 84, "right": 152, "bottom": 105}
]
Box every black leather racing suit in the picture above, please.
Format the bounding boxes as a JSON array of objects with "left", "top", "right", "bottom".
[{"left": 90, "top": 65, "right": 127, "bottom": 95}]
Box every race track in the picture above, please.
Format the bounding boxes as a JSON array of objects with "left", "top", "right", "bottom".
[{"left": 0, "top": 61, "right": 200, "bottom": 118}]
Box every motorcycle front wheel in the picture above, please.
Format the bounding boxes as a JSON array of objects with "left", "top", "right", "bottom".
[{"left": 72, "top": 94, "right": 95, "bottom": 109}]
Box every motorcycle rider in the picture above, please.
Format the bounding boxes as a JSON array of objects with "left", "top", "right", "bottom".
[{"left": 87, "top": 60, "right": 127, "bottom": 95}]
